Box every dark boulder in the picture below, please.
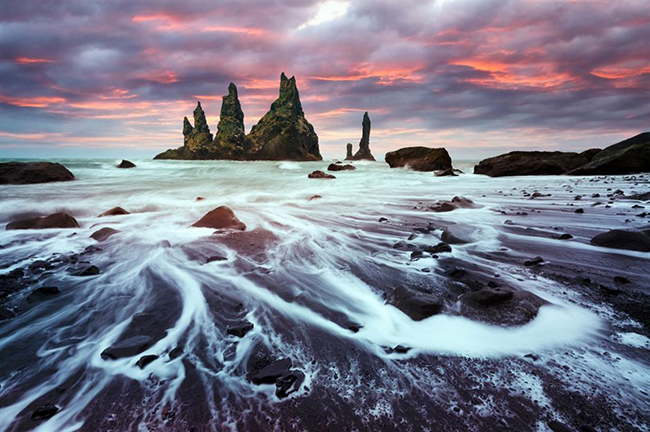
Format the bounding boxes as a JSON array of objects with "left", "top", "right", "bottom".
[
  {"left": 385, "top": 147, "right": 452, "bottom": 172},
  {"left": 248, "top": 358, "right": 293, "bottom": 385},
  {"left": 569, "top": 132, "right": 650, "bottom": 175},
  {"left": 99, "top": 207, "right": 129, "bottom": 217},
  {"left": 590, "top": 229, "right": 650, "bottom": 252},
  {"left": 31, "top": 404, "right": 59, "bottom": 420},
  {"left": 27, "top": 286, "right": 60, "bottom": 302},
  {"left": 101, "top": 335, "right": 154, "bottom": 360},
  {"left": 226, "top": 321, "right": 254, "bottom": 338},
  {"left": 328, "top": 163, "right": 356, "bottom": 171},
  {"left": 77, "top": 265, "right": 100, "bottom": 276},
  {"left": 474, "top": 151, "right": 588, "bottom": 177},
  {"left": 276, "top": 370, "right": 305, "bottom": 398},
  {"left": 192, "top": 206, "right": 246, "bottom": 231},
  {"left": 0, "top": 162, "right": 74, "bottom": 185},
  {"left": 388, "top": 285, "right": 443, "bottom": 321},
  {"left": 136, "top": 354, "right": 159, "bottom": 369},
  {"left": 460, "top": 288, "right": 548, "bottom": 326},
  {"left": 90, "top": 227, "right": 119, "bottom": 242},
  {"left": 117, "top": 160, "right": 136, "bottom": 169},
  {"left": 424, "top": 242, "right": 452, "bottom": 254},
  {"left": 6, "top": 212, "right": 79, "bottom": 230},
  {"left": 308, "top": 170, "right": 335, "bottom": 179}
]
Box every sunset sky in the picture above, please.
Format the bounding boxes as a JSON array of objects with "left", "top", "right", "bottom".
[{"left": 1, "top": 0, "right": 649, "bottom": 159}]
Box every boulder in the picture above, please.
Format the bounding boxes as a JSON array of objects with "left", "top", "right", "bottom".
[
  {"left": 77, "top": 265, "right": 100, "bottom": 276},
  {"left": 327, "top": 163, "right": 356, "bottom": 171},
  {"left": 460, "top": 288, "right": 548, "bottom": 326},
  {"left": 385, "top": 147, "right": 452, "bottom": 172},
  {"left": 474, "top": 151, "right": 588, "bottom": 177},
  {"left": 101, "top": 335, "right": 154, "bottom": 360},
  {"left": 569, "top": 132, "right": 650, "bottom": 175},
  {"left": 275, "top": 370, "right": 305, "bottom": 398},
  {"left": 90, "top": 227, "right": 119, "bottom": 242},
  {"left": 31, "top": 404, "right": 59, "bottom": 420},
  {"left": 0, "top": 162, "right": 74, "bottom": 185},
  {"left": 27, "top": 286, "right": 60, "bottom": 302},
  {"left": 388, "top": 285, "right": 443, "bottom": 321},
  {"left": 246, "top": 73, "right": 321, "bottom": 161},
  {"left": 192, "top": 206, "right": 246, "bottom": 231},
  {"left": 99, "top": 207, "right": 129, "bottom": 217},
  {"left": 590, "top": 229, "right": 650, "bottom": 252},
  {"left": 347, "top": 112, "right": 375, "bottom": 161},
  {"left": 248, "top": 358, "right": 293, "bottom": 385},
  {"left": 226, "top": 321, "right": 254, "bottom": 338},
  {"left": 308, "top": 170, "right": 335, "bottom": 179},
  {"left": 6, "top": 212, "right": 79, "bottom": 230},
  {"left": 117, "top": 160, "right": 136, "bottom": 169},
  {"left": 136, "top": 354, "right": 159, "bottom": 369}
]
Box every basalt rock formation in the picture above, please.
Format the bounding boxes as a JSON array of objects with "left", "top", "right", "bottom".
[
  {"left": 345, "top": 112, "right": 375, "bottom": 161},
  {"left": 569, "top": 132, "right": 650, "bottom": 175},
  {"left": 155, "top": 74, "right": 321, "bottom": 161},
  {"left": 0, "top": 162, "right": 74, "bottom": 185},
  {"left": 385, "top": 147, "right": 452, "bottom": 171}
]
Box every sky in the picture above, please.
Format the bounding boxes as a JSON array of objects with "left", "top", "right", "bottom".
[{"left": 0, "top": 0, "right": 649, "bottom": 160}]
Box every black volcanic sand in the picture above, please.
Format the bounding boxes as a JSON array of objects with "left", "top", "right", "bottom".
[{"left": 0, "top": 165, "right": 649, "bottom": 432}]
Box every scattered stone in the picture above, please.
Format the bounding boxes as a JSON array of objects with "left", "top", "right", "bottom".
[
  {"left": 248, "top": 358, "right": 293, "bottom": 385},
  {"left": 101, "top": 335, "right": 154, "bottom": 360},
  {"left": 90, "top": 227, "right": 119, "bottom": 242},
  {"left": 99, "top": 207, "right": 129, "bottom": 217},
  {"left": 27, "top": 286, "right": 60, "bottom": 301},
  {"left": 0, "top": 162, "right": 74, "bottom": 185},
  {"left": 226, "top": 321, "right": 254, "bottom": 338},
  {"left": 31, "top": 404, "right": 59, "bottom": 420},
  {"left": 275, "top": 370, "right": 306, "bottom": 399},
  {"left": 388, "top": 285, "right": 443, "bottom": 321},
  {"left": 327, "top": 163, "right": 356, "bottom": 171},
  {"left": 136, "top": 354, "right": 159, "bottom": 369},
  {"left": 6, "top": 212, "right": 80, "bottom": 230},
  {"left": 117, "top": 160, "right": 136, "bottom": 169},
  {"left": 77, "top": 265, "right": 100, "bottom": 276},
  {"left": 558, "top": 233, "right": 573, "bottom": 240},
  {"left": 309, "top": 195, "right": 322, "bottom": 201},
  {"left": 308, "top": 170, "right": 335, "bottom": 179},
  {"left": 575, "top": 208, "right": 584, "bottom": 213},
  {"left": 192, "top": 206, "right": 246, "bottom": 231},
  {"left": 424, "top": 242, "right": 452, "bottom": 254},
  {"left": 613, "top": 276, "right": 630, "bottom": 284},
  {"left": 196, "top": 196, "right": 205, "bottom": 201},
  {"left": 524, "top": 256, "right": 544, "bottom": 266}
]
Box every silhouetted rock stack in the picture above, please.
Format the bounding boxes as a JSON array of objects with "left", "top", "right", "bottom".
[
  {"left": 345, "top": 112, "right": 375, "bottom": 161},
  {"left": 156, "top": 74, "right": 321, "bottom": 161}
]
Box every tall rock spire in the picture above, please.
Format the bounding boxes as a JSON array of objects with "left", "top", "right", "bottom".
[
  {"left": 215, "top": 83, "right": 245, "bottom": 151},
  {"left": 193, "top": 101, "right": 210, "bottom": 134},
  {"left": 350, "top": 112, "right": 375, "bottom": 161},
  {"left": 183, "top": 101, "right": 213, "bottom": 152},
  {"left": 345, "top": 143, "right": 353, "bottom": 160}
]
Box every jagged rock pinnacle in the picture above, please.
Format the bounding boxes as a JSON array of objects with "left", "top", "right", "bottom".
[{"left": 215, "top": 83, "right": 245, "bottom": 151}]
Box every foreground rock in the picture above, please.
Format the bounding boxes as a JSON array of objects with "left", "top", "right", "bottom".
[
  {"left": 90, "top": 227, "right": 119, "bottom": 242},
  {"left": 6, "top": 212, "right": 79, "bottom": 230},
  {"left": 590, "top": 229, "right": 650, "bottom": 252},
  {"left": 308, "top": 170, "right": 335, "bottom": 179},
  {"left": 569, "top": 132, "right": 650, "bottom": 175},
  {"left": 0, "top": 162, "right": 74, "bottom": 185},
  {"left": 101, "top": 335, "right": 154, "bottom": 360},
  {"left": 192, "top": 206, "right": 246, "bottom": 231},
  {"left": 327, "top": 163, "right": 356, "bottom": 171},
  {"left": 460, "top": 288, "right": 548, "bottom": 326},
  {"left": 474, "top": 151, "right": 588, "bottom": 177},
  {"left": 345, "top": 112, "right": 375, "bottom": 161},
  {"left": 385, "top": 147, "right": 452, "bottom": 172},
  {"left": 247, "top": 353, "right": 305, "bottom": 398},
  {"left": 388, "top": 285, "right": 443, "bottom": 321},
  {"left": 117, "top": 160, "right": 136, "bottom": 169},
  {"left": 98, "top": 206, "right": 129, "bottom": 217},
  {"left": 156, "top": 74, "right": 321, "bottom": 161}
]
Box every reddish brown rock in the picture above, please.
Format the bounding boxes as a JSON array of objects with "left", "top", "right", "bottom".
[
  {"left": 98, "top": 207, "right": 129, "bottom": 217},
  {"left": 308, "top": 170, "right": 335, "bottom": 179},
  {"left": 90, "top": 227, "right": 120, "bottom": 242},
  {"left": 192, "top": 206, "right": 246, "bottom": 231},
  {"left": 6, "top": 212, "right": 80, "bottom": 230}
]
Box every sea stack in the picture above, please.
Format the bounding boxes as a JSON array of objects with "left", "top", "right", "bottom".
[
  {"left": 346, "top": 112, "right": 375, "bottom": 161},
  {"left": 212, "top": 83, "right": 246, "bottom": 158},
  {"left": 246, "top": 73, "right": 321, "bottom": 160},
  {"left": 184, "top": 102, "right": 213, "bottom": 152}
]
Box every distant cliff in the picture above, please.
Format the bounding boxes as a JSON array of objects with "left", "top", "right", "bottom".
[{"left": 155, "top": 73, "right": 321, "bottom": 161}]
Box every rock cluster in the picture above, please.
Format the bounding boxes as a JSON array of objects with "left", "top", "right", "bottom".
[
  {"left": 345, "top": 112, "right": 375, "bottom": 161},
  {"left": 155, "top": 73, "right": 321, "bottom": 161}
]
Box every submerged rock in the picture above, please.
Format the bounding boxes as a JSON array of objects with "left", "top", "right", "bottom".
[
  {"left": 99, "top": 207, "right": 129, "bottom": 217},
  {"left": 388, "top": 285, "right": 443, "bottom": 321},
  {"left": 192, "top": 206, "right": 246, "bottom": 231},
  {"left": 385, "top": 147, "right": 452, "bottom": 172},
  {"left": 474, "top": 151, "right": 588, "bottom": 177},
  {"left": 327, "top": 163, "right": 356, "bottom": 171},
  {"left": 27, "top": 286, "right": 60, "bottom": 302},
  {"left": 31, "top": 404, "right": 59, "bottom": 420},
  {"left": 101, "top": 335, "right": 154, "bottom": 360},
  {"left": 0, "top": 162, "right": 74, "bottom": 185},
  {"left": 90, "top": 227, "right": 119, "bottom": 242},
  {"left": 6, "top": 212, "right": 80, "bottom": 230},
  {"left": 117, "top": 160, "right": 136, "bottom": 169},
  {"left": 590, "top": 229, "right": 650, "bottom": 252},
  {"left": 226, "top": 321, "right": 254, "bottom": 337},
  {"left": 569, "top": 133, "right": 650, "bottom": 175},
  {"left": 308, "top": 170, "right": 336, "bottom": 179},
  {"left": 346, "top": 112, "right": 375, "bottom": 161}
]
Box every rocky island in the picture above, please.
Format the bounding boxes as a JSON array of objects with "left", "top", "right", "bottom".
[{"left": 154, "top": 73, "right": 321, "bottom": 161}]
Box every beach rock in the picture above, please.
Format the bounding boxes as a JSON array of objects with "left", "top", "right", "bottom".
[
  {"left": 27, "top": 286, "right": 60, "bottom": 302},
  {"left": 226, "top": 321, "right": 254, "bottom": 337},
  {"left": 424, "top": 242, "right": 452, "bottom": 254},
  {"left": 461, "top": 288, "right": 548, "bottom": 326},
  {"left": 441, "top": 226, "right": 474, "bottom": 244},
  {"left": 246, "top": 73, "right": 321, "bottom": 161},
  {"left": 435, "top": 168, "right": 458, "bottom": 177},
  {"left": 569, "top": 132, "right": 650, "bottom": 175},
  {"left": 6, "top": 212, "right": 80, "bottom": 230},
  {"left": 0, "top": 162, "right": 74, "bottom": 185},
  {"left": 117, "top": 160, "right": 136, "bottom": 169},
  {"left": 590, "top": 229, "right": 650, "bottom": 252},
  {"left": 328, "top": 163, "right": 356, "bottom": 171},
  {"left": 275, "top": 370, "right": 305, "bottom": 398},
  {"left": 77, "top": 265, "right": 100, "bottom": 276},
  {"left": 308, "top": 170, "right": 335, "bottom": 179},
  {"left": 524, "top": 256, "right": 544, "bottom": 266},
  {"left": 99, "top": 207, "right": 129, "bottom": 217},
  {"left": 474, "top": 151, "right": 588, "bottom": 177},
  {"left": 192, "top": 206, "right": 246, "bottom": 231},
  {"left": 430, "top": 196, "right": 476, "bottom": 212},
  {"left": 348, "top": 112, "right": 375, "bottom": 161},
  {"left": 136, "top": 354, "right": 159, "bottom": 369},
  {"left": 385, "top": 147, "right": 452, "bottom": 172},
  {"left": 388, "top": 285, "right": 443, "bottom": 321},
  {"left": 248, "top": 358, "right": 293, "bottom": 384},
  {"left": 345, "top": 143, "right": 353, "bottom": 160},
  {"left": 31, "top": 404, "right": 59, "bottom": 420},
  {"left": 101, "top": 335, "right": 154, "bottom": 360},
  {"left": 90, "top": 227, "right": 119, "bottom": 242}
]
